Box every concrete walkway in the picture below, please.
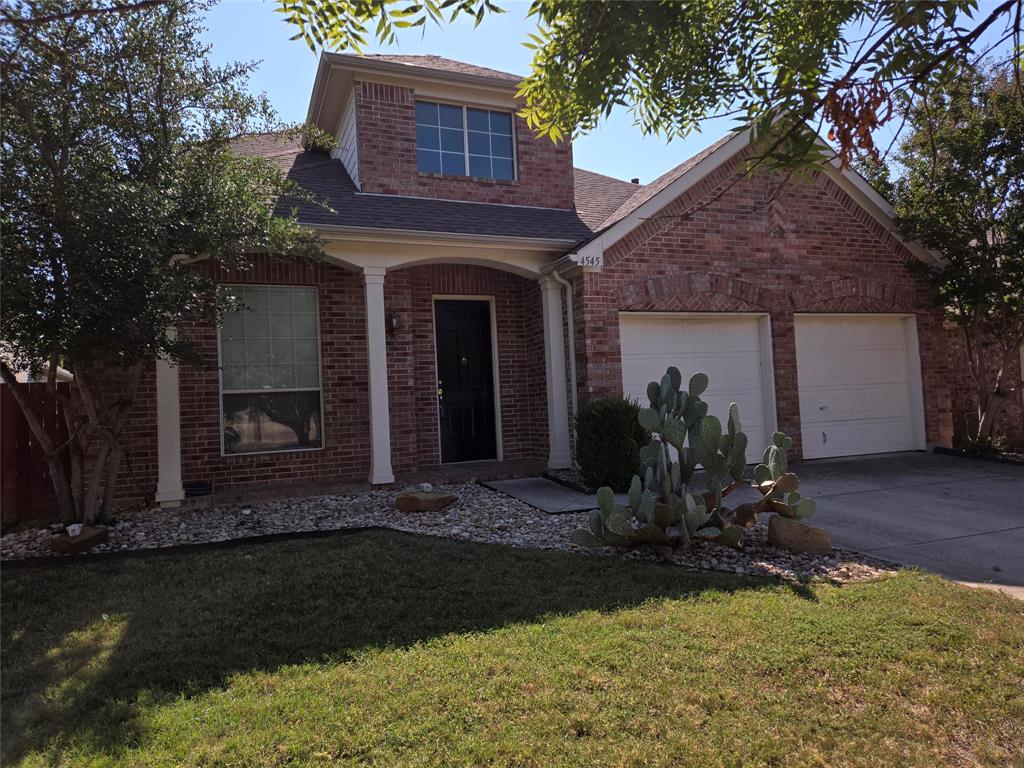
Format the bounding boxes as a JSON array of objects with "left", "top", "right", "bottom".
[
  {"left": 488, "top": 452, "right": 1024, "bottom": 597},
  {"left": 484, "top": 477, "right": 599, "bottom": 513}
]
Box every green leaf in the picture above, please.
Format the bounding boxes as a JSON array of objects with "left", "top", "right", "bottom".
[
  {"left": 699, "top": 415, "right": 721, "bottom": 455},
  {"left": 714, "top": 525, "right": 745, "bottom": 549},
  {"left": 689, "top": 372, "right": 709, "bottom": 396},
  {"left": 571, "top": 529, "right": 601, "bottom": 548},
  {"left": 638, "top": 408, "right": 662, "bottom": 432}
]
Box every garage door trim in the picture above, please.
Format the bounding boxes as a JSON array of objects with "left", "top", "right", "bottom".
[{"left": 618, "top": 311, "right": 778, "bottom": 446}]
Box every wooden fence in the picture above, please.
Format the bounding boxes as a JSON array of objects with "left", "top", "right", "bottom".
[{"left": 1, "top": 383, "right": 70, "bottom": 524}]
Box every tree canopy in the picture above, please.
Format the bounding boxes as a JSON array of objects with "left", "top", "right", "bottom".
[
  {"left": 0, "top": 0, "right": 324, "bottom": 522},
  {"left": 885, "top": 64, "right": 1024, "bottom": 442},
  {"left": 273, "top": 0, "right": 1023, "bottom": 169}
]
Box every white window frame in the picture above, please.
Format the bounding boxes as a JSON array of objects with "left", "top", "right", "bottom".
[
  {"left": 217, "top": 284, "right": 325, "bottom": 457},
  {"left": 414, "top": 99, "right": 518, "bottom": 181}
]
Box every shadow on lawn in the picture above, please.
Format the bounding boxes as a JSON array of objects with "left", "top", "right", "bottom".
[{"left": 0, "top": 529, "right": 799, "bottom": 762}]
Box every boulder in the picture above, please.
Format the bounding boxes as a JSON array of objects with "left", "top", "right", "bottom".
[
  {"left": 767, "top": 515, "right": 832, "bottom": 555},
  {"left": 396, "top": 490, "right": 458, "bottom": 513},
  {"left": 48, "top": 526, "right": 108, "bottom": 555}
]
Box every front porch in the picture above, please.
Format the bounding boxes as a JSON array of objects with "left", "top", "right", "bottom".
[{"left": 150, "top": 237, "right": 586, "bottom": 508}]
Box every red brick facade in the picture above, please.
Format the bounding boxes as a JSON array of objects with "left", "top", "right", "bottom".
[
  {"left": 353, "top": 80, "right": 575, "bottom": 208},
  {"left": 175, "top": 257, "right": 370, "bottom": 494},
  {"left": 105, "top": 127, "right": 968, "bottom": 512},
  {"left": 574, "top": 151, "right": 955, "bottom": 459}
]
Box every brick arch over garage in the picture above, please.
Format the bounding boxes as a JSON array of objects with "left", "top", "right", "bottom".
[
  {"left": 618, "top": 273, "right": 773, "bottom": 313},
  {"left": 792, "top": 277, "right": 922, "bottom": 313}
]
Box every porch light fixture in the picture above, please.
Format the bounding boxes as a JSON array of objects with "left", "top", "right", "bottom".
[{"left": 385, "top": 312, "right": 400, "bottom": 334}]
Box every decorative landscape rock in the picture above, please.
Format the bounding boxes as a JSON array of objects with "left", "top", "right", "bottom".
[
  {"left": 48, "top": 525, "right": 108, "bottom": 555},
  {"left": 767, "top": 514, "right": 833, "bottom": 555},
  {"left": 1, "top": 483, "right": 891, "bottom": 585},
  {"left": 396, "top": 490, "right": 459, "bottom": 513}
]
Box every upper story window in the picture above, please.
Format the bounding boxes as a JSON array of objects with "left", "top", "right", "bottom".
[{"left": 415, "top": 101, "right": 515, "bottom": 180}]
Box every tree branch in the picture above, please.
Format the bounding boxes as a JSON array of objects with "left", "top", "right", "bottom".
[{"left": 0, "top": 0, "right": 170, "bottom": 27}]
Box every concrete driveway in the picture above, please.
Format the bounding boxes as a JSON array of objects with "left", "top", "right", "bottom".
[
  {"left": 785, "top": 452, "right": 1024, "bottom": 597},
  {"left": 492, "top": 451, "right": 1023, "bottom": 596}
]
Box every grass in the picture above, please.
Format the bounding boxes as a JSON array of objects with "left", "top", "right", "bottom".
[{"left": 2, "top": 530, "right": 1023, "bottom": 767}]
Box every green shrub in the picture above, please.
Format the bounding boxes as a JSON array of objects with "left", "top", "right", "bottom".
[{"left": 574, "top": 396, "right": 647, "bottom": 491}]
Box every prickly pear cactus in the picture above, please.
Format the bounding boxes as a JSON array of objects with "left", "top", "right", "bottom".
[
  {"left": 752, "top": 431, "right": 817, "bottom": 519},
  {"left": 574, "top": 367, "right": 759, "bottom": 555}
]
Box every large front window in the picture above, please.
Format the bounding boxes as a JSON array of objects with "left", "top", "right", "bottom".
[
  {"left": 219, "top": 285, "right": 323, "bottom": 455},
  {"left": 415, "top": 101, "right": 515, "bottom": 180}
]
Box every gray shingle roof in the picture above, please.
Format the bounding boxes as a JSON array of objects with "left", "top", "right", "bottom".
[
  {"left": 234, "top": 134, "right": 592, "bottom": 243},
  {"left": 573, "top": 168, "right": 640, "bottom": 230},
  {"left": 361, "top": 54, "right": 521, "bottom": 83},
  {"left": 595, "top": 133, "right": 735, "bottom": 231},
  {"left": 234, "top": 131, "right": 740, "bottom": 249}
]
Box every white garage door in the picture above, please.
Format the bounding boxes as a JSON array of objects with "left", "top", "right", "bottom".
[
  {"left": 795, "top": 315, "right": 924, "bottom": 459},
  {"left": 619, "top": 313, "right": 773, "bottom": 451}
]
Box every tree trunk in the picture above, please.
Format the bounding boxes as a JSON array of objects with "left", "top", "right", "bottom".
[
  {"left": 976, "top": 337, "right": 1023, "bottom": 441},
  {"left": 82, "top": 441, "right": 111, "bottom": 525},
  {"left": 101, "top": 443, "right": 123, "bottom": 519},
  {"left": 77, "top": 361, "right": 145, "bottom": 523}
]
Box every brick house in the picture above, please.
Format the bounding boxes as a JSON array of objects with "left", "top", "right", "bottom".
[{"left": 133, "top": 52, "right": 958, "bottom": 510}]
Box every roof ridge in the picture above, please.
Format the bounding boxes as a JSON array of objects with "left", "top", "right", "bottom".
[
  {"left": 574, "top": 167, "right": 637, "bottom": 186},
  {"left": 357, "top": 53, "right": 521, "bottom": 81}
]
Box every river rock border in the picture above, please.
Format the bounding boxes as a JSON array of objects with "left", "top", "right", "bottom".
[{"left": 0, "top": 483, "right": 896, "bottom": 584}]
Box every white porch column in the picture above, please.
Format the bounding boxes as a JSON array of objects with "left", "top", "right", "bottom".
[
  {"left": 154, "top": 345, "right": 184, "bottom": 508},
  {"left": 364, "top": 266, "right": 395, "bottom": 484},
  {"left": 540, "top": 275, "right": 572, "bottom": 469}
]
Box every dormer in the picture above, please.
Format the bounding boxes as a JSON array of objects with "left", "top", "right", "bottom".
[{"left": 305, "top": 53, "right": 576, "bottom": 209}]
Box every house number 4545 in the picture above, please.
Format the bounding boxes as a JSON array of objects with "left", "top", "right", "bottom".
[{"left": 572, "top": 253, "right": 603, "bottom": 268}]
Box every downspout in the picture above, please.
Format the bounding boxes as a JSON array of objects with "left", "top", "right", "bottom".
[{"left": 550, "top": 270, "right": 578, "bottom": 420}]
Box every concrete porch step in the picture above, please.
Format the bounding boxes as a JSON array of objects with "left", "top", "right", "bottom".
[{"left": 484, "top": 477, "right": 621, "bottom": 514}]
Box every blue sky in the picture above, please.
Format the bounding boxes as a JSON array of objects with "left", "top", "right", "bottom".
[
  {"left": 202, "top": 0, "right": 1013, "bottom": 184},
  {"left": 202, "top": 0, "right": 734, "bottom": 184}
]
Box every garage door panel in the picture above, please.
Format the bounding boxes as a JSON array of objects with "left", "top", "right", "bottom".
[
  {"left": 619, "top": 314, "right": 771, "bottom": 451},
  {"left": 620, "top": 318, "right": 759, "bottom": 354},
  {"left": 797, "top": 318, "right": 906, "bottom": 351},
  {"left": 798, "top": 383, "right": 912, "bottom": 422},
  {"left": 800, "top": 416, "right": 914, "bottom": 457},
  {"left": 795, "top": 315, "right": 921, "bottom": 459},
  {"left": 799, "top": 350, "right": 910, "bottom": 387}
]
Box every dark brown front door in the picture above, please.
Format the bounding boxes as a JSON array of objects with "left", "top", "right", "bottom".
[{"left": 435, "top": 300, "right": 497, "bottom": 463}]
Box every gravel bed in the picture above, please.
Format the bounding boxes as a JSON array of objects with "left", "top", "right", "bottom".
[{"left": 0, "top": 483, "right": 896, "bottom": 584}]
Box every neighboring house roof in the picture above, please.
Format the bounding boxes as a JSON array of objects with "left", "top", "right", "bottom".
[
  {"left": 360, "top": 54, "right": 521, "bottom": 83},
  {"left": 0, "top": 352, "right": 74, "bottom": 383},
  {"left": 572, "top": 168, "right": 640, "bottom": 230},
  {"left": 234, "top": 134, "right": 593, "bottom": 244}
]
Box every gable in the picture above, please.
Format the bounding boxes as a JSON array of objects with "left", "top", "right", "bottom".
[
  {"left": 574, "top": 131, "right": 940, "bottom": 269},
  {"left": 602, "top": 155, "right": 924, "bottom": 278}
]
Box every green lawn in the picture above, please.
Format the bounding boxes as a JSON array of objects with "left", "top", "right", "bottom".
[{"left": 2, "top": 531, "right": 1022, "bottom": 767}]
